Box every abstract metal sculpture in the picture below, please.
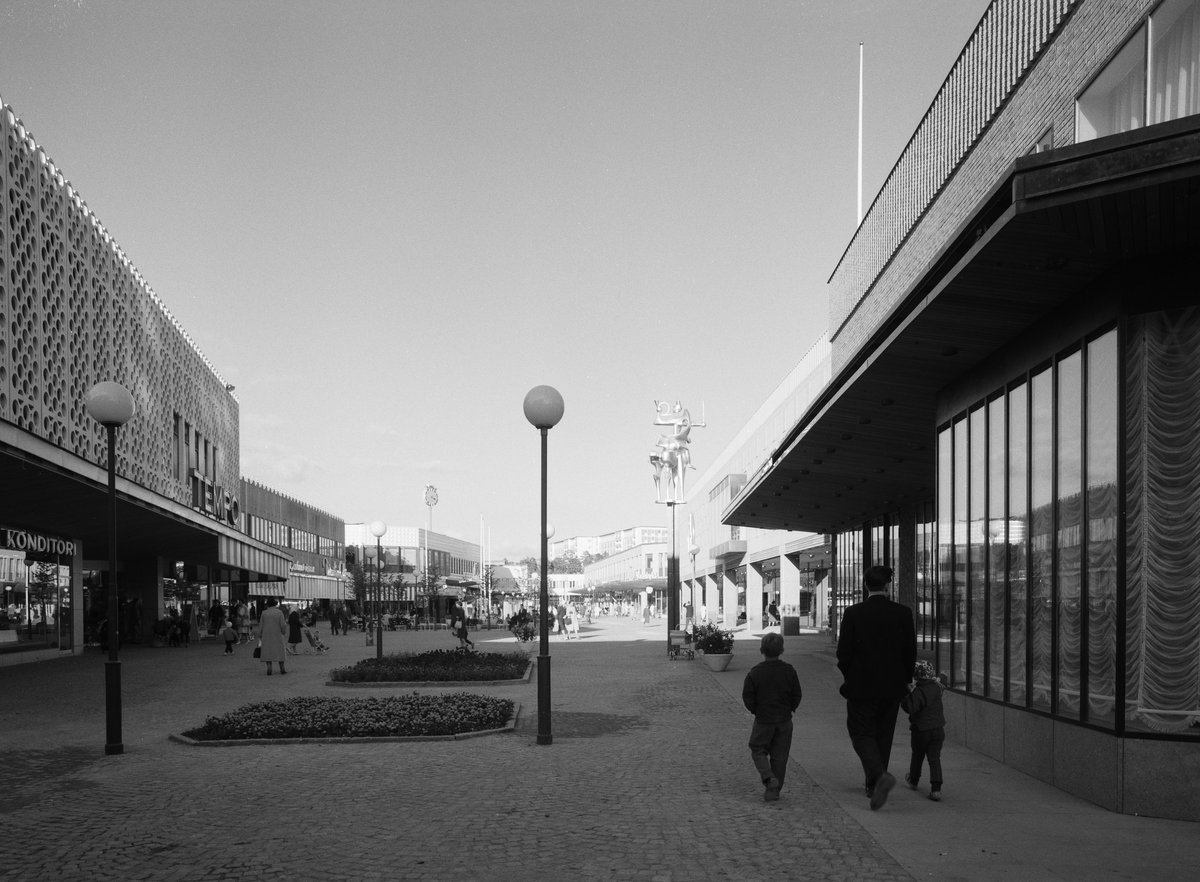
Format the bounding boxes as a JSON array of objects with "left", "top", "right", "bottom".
[{"left": 650, "top": 400, "right": 706, "bottom": 503}]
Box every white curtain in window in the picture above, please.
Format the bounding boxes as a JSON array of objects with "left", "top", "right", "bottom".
[
  {"left": 1126, "top": 309, "right": 1200, "bottom": 733},
  {"left": 1152, "top": 1, "right": 1200, "bottom": 124},
  {"left": 1107, "top": 63, "right": 1146, "bottom": 135}
]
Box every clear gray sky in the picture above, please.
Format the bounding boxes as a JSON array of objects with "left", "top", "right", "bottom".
[{"left": 1, "top": 0, "right": 989, "bottom": 559}]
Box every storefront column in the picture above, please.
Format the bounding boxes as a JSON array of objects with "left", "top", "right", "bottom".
[
  {"left": 897, "top": 505, "right": 916, "bottom": 612},
  {"left": 780, "top": 552, "right": 801, "bottom": 629},
  {"left": 70, "top": 540, "right": 84, "bottom": 656},
  {"left": 721, "top": 569, "right": 737, "bottom": 627},
  {"left": 745, "top": 563, "right": 764, "bottom": 631}
]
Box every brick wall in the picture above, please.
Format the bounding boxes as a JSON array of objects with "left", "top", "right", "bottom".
[{"left": 829, "top": 0, "right": 1152, "bottom": 373}]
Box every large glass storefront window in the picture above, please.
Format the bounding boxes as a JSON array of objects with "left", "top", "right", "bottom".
[
  {"left": 937, "top": 428, "right": 954, "bottom": 675},
  {"left": 987, "top": 395, "right": 1006, "bottom": 698},
  {"left": 952, "top": 419, "right": 968, "bottom": 686},
  {"left": 1057, "top": 351, "right": 1084, "bottom": 719},
  {"left": 1008, "top": 383, "right": 1028, "bottom": 705},
  {"left": 1, "top": 545, "right": 74, "bottom": 653},
  {"left": 1087, "top": 335, "right": 1119, "bottom": 725},
  {"left": 1125, "top": 310, "right": 1200, "bottom": 737},
  {"left": 937, "top": 328, "right": 1118, "bottom": 729},
  {"left": 915, "top": 501, "right": 937, "bottom": 657},
  {"left": 1029, "top": 368, "right": 1054, "bottom": 712},
  {"left": 968, "top": 408, "right": 986, "bottom": 694}
]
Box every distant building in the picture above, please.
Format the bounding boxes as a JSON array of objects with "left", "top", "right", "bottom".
[
  {"left": 550, "top": 526, "right": 668, "bottom": 560},
  {"left": 343, "top": 524, "right": 480, "bottom": 602},
  {"left": 242, "top": 479, "right": 345, "bottom": 601}
]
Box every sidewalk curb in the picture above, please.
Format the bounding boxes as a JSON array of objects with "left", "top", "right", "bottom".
[
  {"left": 324, "top": 658, "right": 533, "bottom": 688},
  {"left": 167, "top": 702, "right": 522, "bottom": 747}
]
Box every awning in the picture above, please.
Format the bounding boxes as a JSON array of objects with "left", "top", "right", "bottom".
[
  {"left": 727, "top": 116, "right": 1200, "bottom": 533},
  {"left": 1, "top": 423, "right": 291, "bottom": 581}
]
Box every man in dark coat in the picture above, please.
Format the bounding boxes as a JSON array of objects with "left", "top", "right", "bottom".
[{"left": 836, "top": 565, "right": 916, "bottom": 810}]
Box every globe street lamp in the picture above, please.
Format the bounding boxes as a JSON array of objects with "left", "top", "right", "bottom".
[
  {"left": 523, "top": 384, "right": 564, "bottom": 746},
  {"left": 85, "top": 380, "right": 135, "bottom": 756},
  {"left": 369, "top": 521, "right": 387, "bottom": 659}
]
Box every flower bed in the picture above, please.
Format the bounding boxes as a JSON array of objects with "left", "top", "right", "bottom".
[
  {"left": 180, "top": 693, "right": 514, "bottom": 741},
  {"left": 329, "top": 649, "right": 529, "bottom": 683}
]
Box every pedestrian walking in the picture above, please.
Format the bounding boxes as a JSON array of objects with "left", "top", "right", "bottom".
[
  {"left": 902, "top": 659, "right": 947, "bottom": 802},
  {"left": 557, "top": 601, "right": 568, "bottom": 636},
  {"left": 835, "top": 565, "right": 916, "bottom": 810},
  {"left": 287, "top": 606, "right": 303, "bottom": 655},
  {"left": 329, "top": 605, "right": 340, "bottom": 636},
  {"left": 452, "top": 600, "right": 474, "bottom": 650},
  {"left": 258, "top": 598, "right": 288, "bottom": 675},
  {"left": 742, "top": 632, "right": 803, "bottom": 802},
  {"left": 236, "top": 601, "right": 250, "bottom": 644},
  {"left": 220, "top": 619, "right": 237, "bottom": 655}
]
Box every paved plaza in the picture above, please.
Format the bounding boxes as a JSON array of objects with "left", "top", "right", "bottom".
[{"left": 1, "top": 616, "right": 1196, "bottom": 881}]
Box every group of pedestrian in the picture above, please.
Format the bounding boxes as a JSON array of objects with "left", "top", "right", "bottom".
[{"left": 740, "top": 564, "right": 945, "bottom": 809}]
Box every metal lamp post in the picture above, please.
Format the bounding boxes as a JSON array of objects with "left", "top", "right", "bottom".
[
  {"left": 523, "top": 384, "right": 564, "bottom": 746},
  {"left": 84, "top": 380, "right": 135, "bottom": 756},
  {"left": 369, "top": 521, "right": 387, "bottom": 659}
]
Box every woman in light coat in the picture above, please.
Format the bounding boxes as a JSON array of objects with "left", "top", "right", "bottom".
[{"left": 259, "top": 598, "right": 288, "bottom": 675}]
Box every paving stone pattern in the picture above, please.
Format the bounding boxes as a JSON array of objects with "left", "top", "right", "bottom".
[{"left": 0, "top": 619, "right": 912, "bottom": 882}]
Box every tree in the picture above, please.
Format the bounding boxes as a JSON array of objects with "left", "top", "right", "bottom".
[
  {"left": 518, "top": 556, "right": 539, "bottom": 579},
  {"left": 31, "top": 561, "right": 58, "bottom": 626},
  {"left": 580, "top": 551, "right": 609, "bottom": 567},
  {"left": 549, "top": 553, "right": 583, "bottom": 574},
  {"left": 348, "top": 561, "right": 369, "bottom": 607}
]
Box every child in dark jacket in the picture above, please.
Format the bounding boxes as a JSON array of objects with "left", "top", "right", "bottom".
[
  {"left": 742, "top": 633, "right": 803, "bottom": 802},
  {"left": 901, "top": 659, "right": 946, "bottom": 801}
]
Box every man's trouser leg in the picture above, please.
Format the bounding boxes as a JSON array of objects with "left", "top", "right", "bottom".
[
  {"left": 846, "top": 698, "right": 896, "bottom": 789},
  {"left": 875, "top": 697, "right": 901, "bottom": 772}
]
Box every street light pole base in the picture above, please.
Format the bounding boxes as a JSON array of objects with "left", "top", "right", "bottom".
[
  {"left": 104, "top": 658, "right": 123, "bottom": 755},
  {"left": 536, "top": 734, "right": 553, "bottom": 745}
]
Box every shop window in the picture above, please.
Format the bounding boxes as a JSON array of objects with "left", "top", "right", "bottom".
[
  {"left": 1029, "top": 368, "right": 1054, "bottom": 712},
  {"left": 1086, "top": 331, "right": 1119, "bottom": 725},
  {"left": 936, "top": 428, "right": 954, "bottom": 678},
  {"left": 1008, "top": 383, "right": 1029, "bottom": 706},
  {"left": 986, "top": 396, "right": 1006, "bottom": 699},
  {"left": 1056, "top": 352, "right": 1084, "bottom": 719},
  {"left": 968, "top": 408, "right": 987, "bottom": 694}
]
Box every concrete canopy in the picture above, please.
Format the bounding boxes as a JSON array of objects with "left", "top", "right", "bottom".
[{"left": 726, "top": 117, "right": 1200, "bottom": 534}]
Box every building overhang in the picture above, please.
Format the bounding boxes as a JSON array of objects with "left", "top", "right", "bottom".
[
  {"left": 726, "top": 117, "right": 1200, "bottom": 533},
  {"left": 1, "top": 424, "right": 290, "bottom": 581},
  {"left": 710, "top": 540, "right": 747, "bottom": 560}
]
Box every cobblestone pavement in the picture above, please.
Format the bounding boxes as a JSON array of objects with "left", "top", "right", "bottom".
[{"left": 0, "top": 617, "right": 913, "bottom": 882}]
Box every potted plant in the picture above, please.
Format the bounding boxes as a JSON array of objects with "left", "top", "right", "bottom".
[{"left": 693, "top": 621, "right": 735, "bottom": 672}]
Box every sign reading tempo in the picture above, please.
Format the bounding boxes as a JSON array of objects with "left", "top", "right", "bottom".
[{"left": 2, "top": 528, "right": 77, "bottom": 557}]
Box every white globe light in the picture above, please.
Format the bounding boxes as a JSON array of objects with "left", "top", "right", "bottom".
[
  {"left": 523, "top": 385, "right": 564, "bottom": 429},
  {"left": 545, "top": 522, "right": 555, "bottom": 539},
  {"left": 369, "top": 520, "right": 387, "bottom": 539},
  {"left": 84, "top": 381, "right": 135, "bottom": 427}
]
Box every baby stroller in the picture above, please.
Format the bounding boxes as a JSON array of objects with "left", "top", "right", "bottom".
[{"left": 303, "top": 628, "right": 330, "bottom": 654}]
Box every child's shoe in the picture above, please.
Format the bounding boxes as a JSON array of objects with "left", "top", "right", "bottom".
[
  {"left": 928, "top": 789, "right": 942, "bottom": 802},
  {"left": 905, "top": 774, "right": 918, "bottom": 790}
]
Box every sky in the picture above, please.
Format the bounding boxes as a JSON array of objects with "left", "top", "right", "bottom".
[{"left": 0, "top": 0, "right": 990, "bottom": 560}]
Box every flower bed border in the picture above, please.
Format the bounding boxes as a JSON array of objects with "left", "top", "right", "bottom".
[
  {"left": 324, "top": 655, "right": 533, "bottom": 688},
  {"left": 168, "top": 702, "right": 521, "bottom": 747}
]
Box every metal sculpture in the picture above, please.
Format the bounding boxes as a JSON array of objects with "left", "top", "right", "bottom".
[{"left": 650, "top": 400, "right": 705, "bottom": 503}]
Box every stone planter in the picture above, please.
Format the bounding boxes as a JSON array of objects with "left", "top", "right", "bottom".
[{"left": 700, "top": 652, "right": 733, "bottom": 672}]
